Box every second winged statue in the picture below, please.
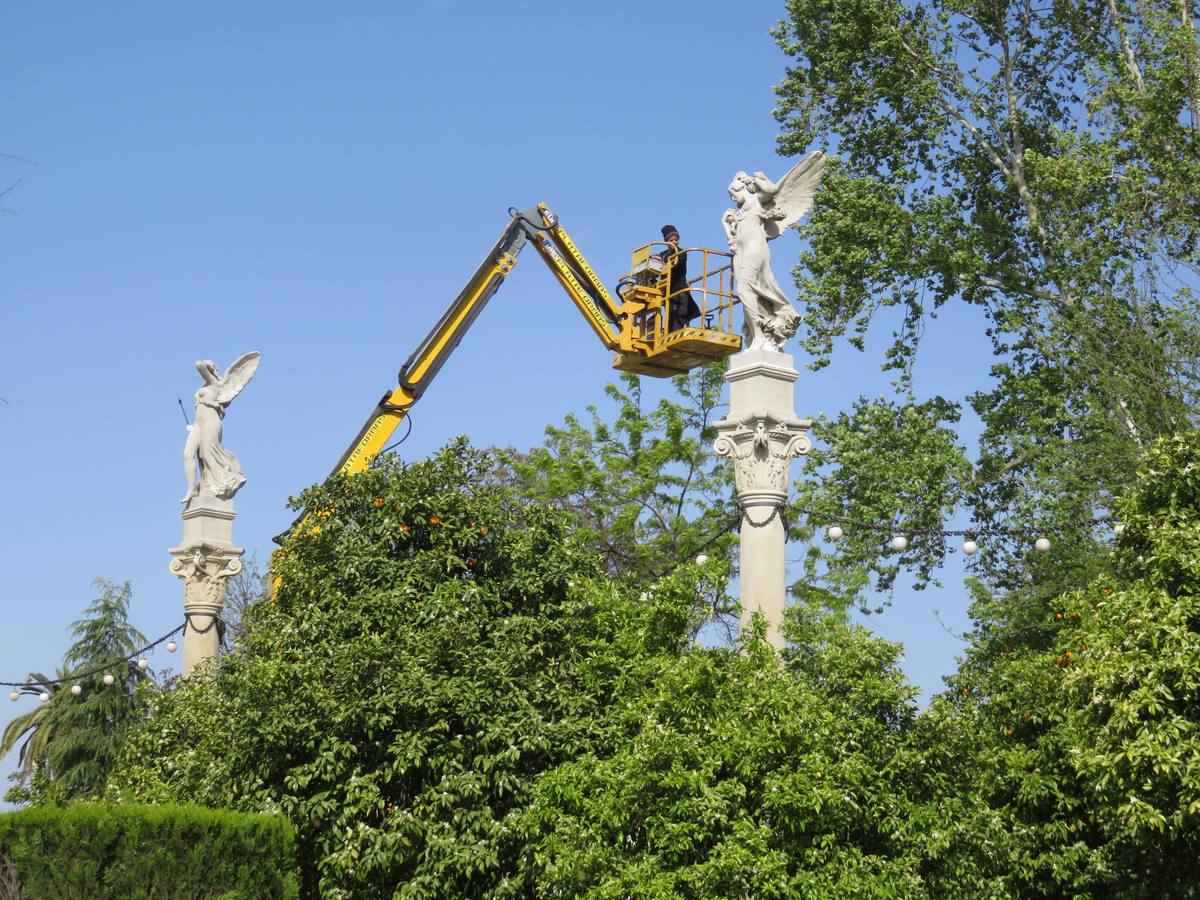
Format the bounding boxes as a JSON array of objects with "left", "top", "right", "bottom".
[
  {"left": 182, "top": 352, "right": 260, "bottom": 505},
  {"left": 722, "top": 150, "right": 825, "bottom": 352}
]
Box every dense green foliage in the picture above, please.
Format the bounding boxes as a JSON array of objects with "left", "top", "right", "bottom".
[
  {"left": 524, "top": 607, "right": 928, "bottom": 898},
  {"left": 107, "top": 444, "right": 639, "bottom": 896},
  {"left": 774, "top": 0, "right": 1200, "bottom": 603},
  {"left": 105, "top": 442, "right": 934, "bottom": 898},
  {"left": 915, "top": 433, "right": 1200, "bottom": 897},
  {"left": 507, "top": 364, "right": 738, "bottom": 632},
  {"left": 0, "top": 803, "right": 297, "bottom": 899},
  {"left": 3, "top": 579, "right": 151, "bottom": 804}
]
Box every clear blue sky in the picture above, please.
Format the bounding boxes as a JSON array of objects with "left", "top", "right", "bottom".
[{"left": 1, "top": 2, "right": 996, "bottom": 783}]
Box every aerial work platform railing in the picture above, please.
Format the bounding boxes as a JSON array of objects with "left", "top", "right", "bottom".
[{"left": 615, "top": 243, "right": 739, "bottom": 376}]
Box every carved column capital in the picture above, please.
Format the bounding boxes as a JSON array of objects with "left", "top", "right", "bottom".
[
  {"left": 168, "top": 541, "right": 243, "bottom": 613},
  {"left": 713, "top": 408, "right": 812, "bottom": 498}
]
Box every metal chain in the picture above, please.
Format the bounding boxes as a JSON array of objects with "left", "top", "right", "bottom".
[
  {"left": 183, "top": 611, "right": 224, "bottom": 636},
  {"left": 739, "top": 502, "right": 790, "bottom": 531}
]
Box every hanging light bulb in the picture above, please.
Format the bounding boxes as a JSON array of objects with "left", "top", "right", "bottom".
[
  {"left": 1035, "top": 537, "right": 1051, "bottom": 552},
  {"left": 962, "top": 539, "right": 978, "bottom": 556},
  {"left": 70, "top": 684, "right": 82, "bottom": 696},
  {"left": 890, "top": 535, "right": 908, "bottom": 551},
  {"left": 827, "top": 525, "right": 844, "bottom": 541},
  {"left": 695, "top": 554, "right": 709, "bottom": 565},
  {"left": 38, "top": 691, "right": 50, "bottom": 702},
  {"left": 167, "top": 641, "right": 178, "bottom": 653},
  {"left": 102, "top": 674, "right": 115, "bottom": 686},
  {"left": 8, "top": 691, "right": 18, "bottom": 702},
  {"left": 137, "top": 658, "right": 149, "bottom": 670}
]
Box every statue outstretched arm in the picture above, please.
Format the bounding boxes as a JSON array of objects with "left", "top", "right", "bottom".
[{"left": 722, "top": 209, "right": 737, "bottom": 248}]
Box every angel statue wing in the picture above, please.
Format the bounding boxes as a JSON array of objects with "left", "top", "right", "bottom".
[
  {"left": 215, "top": 351, "right": 260, "bottom": 405},
  {"left": 761, "top": 150, "right": 825, "bottom": 240}
]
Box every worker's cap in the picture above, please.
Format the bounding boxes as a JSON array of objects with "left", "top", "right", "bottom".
[{"left": 661, "top": 225, "right": 679, "bottom": 240}]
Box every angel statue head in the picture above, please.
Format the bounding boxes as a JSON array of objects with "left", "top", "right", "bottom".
[
  {"left": 727, "top": 170, "right": 759, "bottom": 199},
  {"left": 722, "top": 151, "right": 825, "bottom": 351},
  {"left": 181, "top": 351, "right": 260, "bottom": 505}
]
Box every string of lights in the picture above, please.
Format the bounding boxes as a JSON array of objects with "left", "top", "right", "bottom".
[
  {"left": 734, "top": 499, "right": 1083, "bottom": 556},
  {"left": 4, "top": 622, "right": 188, "bottom": 702},
  {"left": 2, "top": 497, "right": 1103, "bottom": 702}
]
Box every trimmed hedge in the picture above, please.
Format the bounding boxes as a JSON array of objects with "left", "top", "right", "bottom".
[{"left": 0, "top": 803, "right": 298, "bottom": 899}]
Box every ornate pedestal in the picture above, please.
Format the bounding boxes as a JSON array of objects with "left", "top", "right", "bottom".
[
  {"left": 714, "top": 349, "right": 811, "bottom": 648},
  {"left": 168, "top": 496, "right": 243, "bottom": 676}
]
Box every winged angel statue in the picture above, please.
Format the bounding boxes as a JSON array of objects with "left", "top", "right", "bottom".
[
  {"left": 722, "top": 151, "right": 825, "bottom": 351},
  {"left": 182, "top": 352, "right": 260, "bottom": 504}
]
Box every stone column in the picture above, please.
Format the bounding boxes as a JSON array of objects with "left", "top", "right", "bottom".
[
  {"left": 714, "top": 349, "right": 811, "bottom": 648},
  {"left": 168, "top": 496, "right": 243, "bottom": 676}
]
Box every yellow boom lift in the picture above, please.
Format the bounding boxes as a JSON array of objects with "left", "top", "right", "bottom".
[{"left": 323, "top": 203, "right": 742, "bottom": 482}]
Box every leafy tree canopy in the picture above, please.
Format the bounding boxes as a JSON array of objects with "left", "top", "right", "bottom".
[
  {"left": 3, "top": 579, "right": 149, "bottom": 805},
  {"left": 917, "top": 432, "right": 1200, "bottom": 897},
  {"left": 106, "top": 441, "right": 929, "bottom": 898},
  {"left": 774, "top": 0, "right": 1200, "bottom": 607}
]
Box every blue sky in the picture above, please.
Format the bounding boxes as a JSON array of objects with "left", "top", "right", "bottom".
[{"left": 1, "top": 2, "right": 997, "bottom": 784}]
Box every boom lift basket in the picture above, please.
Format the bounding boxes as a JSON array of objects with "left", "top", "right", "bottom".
[{"left": 613, "top": 243, "right": 741, "bottom": 377}]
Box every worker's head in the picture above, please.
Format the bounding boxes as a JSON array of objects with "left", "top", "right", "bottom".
[{"left": 661, "top": 224, "right": 679, "bottom": 247}]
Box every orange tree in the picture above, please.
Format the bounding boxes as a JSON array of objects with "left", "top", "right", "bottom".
[
  {"left": 917, "top": 432, "right": 1200, "bottom": 897},
  {"left": 106, "top": 441, "right": 938, "bottom": 898}
]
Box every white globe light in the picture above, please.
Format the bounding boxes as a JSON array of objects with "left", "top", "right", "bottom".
[
  {"left": 827, "top": 525, "right": 844, "bottom": 541},
  {"left": 695, "top": 554, "right": 709, "bottom": 565},
  {"left": 38, "top": 691, "right": 50, "bottom": 702},
  {"left": 962, "top": 539, "right": 978, "bottom": 556},
  {"left": 70, "top": 684, "right": 82, "bottom": 696},
  {"left": 8, "top": 691, "right": 18, "bottom": 702},
  {"left": 1113, "top": 522, "right": 1126, "bottom": 537},
  {"left": 137, "top": 658, "right": 149, "bottom": 670},
  {"left": 890, "top": 535, "right": 908, "bottom": 551},
  {"left": 167, "top": 641, "right": 178, "bottom": 653},
  {"left": 1035, "top": 537, "right": 1051, "bottom": 552},
  {"left": 102, "top": 674, "right": 115, "bottom": 686}
]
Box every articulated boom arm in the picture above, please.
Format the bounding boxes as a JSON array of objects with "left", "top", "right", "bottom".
[
  {"left": 271, "top": 203, "right": 739, "bottom": 556},
  {"left": 327, "top": 204, "right": 626, "bottom": 480}
]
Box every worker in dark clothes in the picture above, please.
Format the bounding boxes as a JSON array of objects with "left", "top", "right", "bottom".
[{"left": 659, "top": 224, "right": 701, "bottom": 331}]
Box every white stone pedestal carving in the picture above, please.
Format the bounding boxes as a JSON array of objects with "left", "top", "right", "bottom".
[
  {"left": 168, "top": 496, "right": 243, "bottom": 676},
  {"left": 714, "top": 349, "right": 811, "bottom": 648}
]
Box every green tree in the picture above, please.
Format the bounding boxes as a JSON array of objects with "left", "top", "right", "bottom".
[
  {"left": 772, "top": 0, "right": 1200, "bottom": 607},
  {"left": 3, "top": 579, "right": 150, "bottom": 804},
  {"left": 912, "top": 433, "right": 1200, "bottom": 897},
  {"left": 221, "top": 550, "right": 268, "bottom": 644},
  {"left": 107, "top": 440, "right": 941, "bottom": 897},
  {"left": 523, "top": 605, "right": 931, "bottom": 899},
  {"left": 2, "top": 673, "right": 67, "bottom": 790},
  {"left": 506, "top": 362, "right": 739, "bottom": 634},
  {"left": 107, "top": 443, "right": 680, "bottom": 897}
]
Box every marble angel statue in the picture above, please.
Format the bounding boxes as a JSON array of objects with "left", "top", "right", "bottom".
[
  {"left": 722, "top": 151, "right": 825, "bottom": 351},
  {"left": 182, "top": 352, "right": 260, "bottom": 504}
]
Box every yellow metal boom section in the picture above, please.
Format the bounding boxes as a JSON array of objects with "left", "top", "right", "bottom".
[
  {"left": 528, "top": 203, "right": 622, "bottom": 349},
  {"left": 327, "top": 226, "right": 524, "bottom": 479},
  {"left": 274, "top": 203, "right": 742, "bottom": 553},
  {"left": 328, "top": 203, "right": 636, "bottom": 482}
]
